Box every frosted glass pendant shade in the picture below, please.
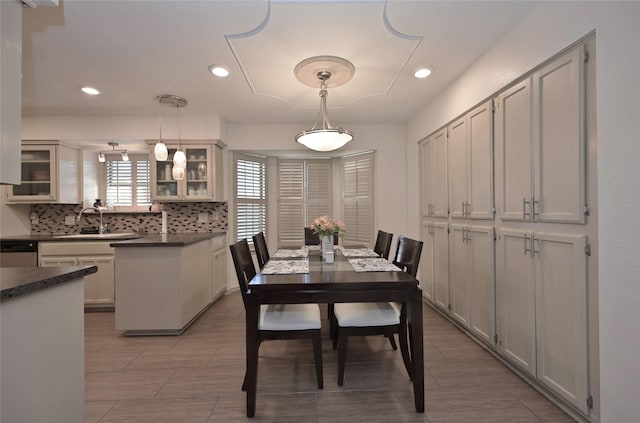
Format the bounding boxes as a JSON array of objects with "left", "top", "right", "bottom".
[
  {"left": 172, "top": 165, "right": 185, "bottom": 180},
  {"left": 173, "top": 149, "right": 187, "bottom": 168},
  {"left": 154, "top": 142, "right": 168, "bottom": 161}
]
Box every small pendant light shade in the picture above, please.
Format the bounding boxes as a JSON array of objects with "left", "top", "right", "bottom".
[
  {"left": 154, "top": 142, "right": 168, "bottom": 161},
  {"left": 173, "top": 149, "right": 187, "bottom": 168},
  {"left": 172, "top": 165, "right": 185, "bottom": 180}
]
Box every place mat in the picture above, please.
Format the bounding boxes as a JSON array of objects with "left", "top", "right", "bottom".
[
  {"left": 261, "top": 260, "right": 309, "bottom": 274},
  {"left": 348, "top": 258, "right": 402, "bottom": 273},
  {"left": 272, "top": 249, "right": 309, "bottom": 258},
  {"left": 340, "top": 248, "right": 379, "bottom": 258}
]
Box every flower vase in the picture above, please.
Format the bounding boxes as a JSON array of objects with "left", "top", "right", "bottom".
[{"left": 321, "top": 235, "right": 333, "bottom": 261}]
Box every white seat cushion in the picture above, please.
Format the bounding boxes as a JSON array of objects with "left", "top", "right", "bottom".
[
  {"left": 334, "top": 302, "right": 400, "bottom": 327},
  {"left": 259, "top": 304, "right": 321, "bottom": 331}
]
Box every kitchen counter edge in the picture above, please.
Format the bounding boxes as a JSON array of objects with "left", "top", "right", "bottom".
[
  {"left": 109, "top": 232, "right": 226, "bottom": 248},
  {"left": 1, "top": 266, "right": 98, "bottom": 303}
]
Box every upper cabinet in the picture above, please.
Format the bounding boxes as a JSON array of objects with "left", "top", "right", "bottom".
[
  {"left": 495, "top": 46, "right": 586, "bottom": 223},
  {"left": 420, "top": 128, "right": 448, "bottom": 218},
  {"left": 447, "top": 100, "right": 494, "bottom": 220},
  {"left": 0, "top": 0, "right": 22, "bottom": 185},
  {"left": 5, "top": 141, "right": 80, "bottom": 204},
  {"left": 149, "top": 140, "right": 224, "bottom": 202}
]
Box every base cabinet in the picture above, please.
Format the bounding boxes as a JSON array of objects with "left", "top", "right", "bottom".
[
  {"left": 449, "top": 224, "right": 495, "bottom": 345},
  {"left": 210, "top": 234, "right": 227, "bottom": 301},
  {"left": 496, "top": 229, "right": 589, "bottom": 413},
  {"left": 420, "top": 221, "right": 449, "bottom": 310},
  {"left": 39, "top": 242, "right": 115, "bottom": 308}
]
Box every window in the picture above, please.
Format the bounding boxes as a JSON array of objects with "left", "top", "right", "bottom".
[
  {"left": 342, "top": 151, "right": 374, "bottom": 245},
  {"left": 104, "top": 154, "right": 151, "bottom": 209},
  {"left": 234, "top": 153, "right": 267, "bottom": 243},
  {"left": 277, "top": 159, "right": 331, "bottom": 246}
]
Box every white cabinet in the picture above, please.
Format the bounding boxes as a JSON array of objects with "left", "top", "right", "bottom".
[
  {"left": 419, "top": 221, "right": 449, "bottom": 311},
  {"left": 448, "top": 101, "right": 494, "bottom": 220},
  {"left": 5, "top": 141, "right": 80, "bottom": 204},
  {"left": 496, "top": 46, "right": 586, "bottom": 223},
  {"left": 39, "top": 242, "right": 115, "bottom": 308},
  {"left": 449, "top": 224, "right": 495, "bottom": 345},
  {"left": 150, "top": 141, "right": 224, "bottom": 202},
  {"left": 0, "top": 0, "right": 22, "bottom": 185},
  {"left": 496, "top": 229, "right": 588, "bottom": 413},
  {"left": 420, "top": 128, "right": 447, "bottom": 218},
  {"left": 210, "top": 234, "right": 227, "bottom": 302}
]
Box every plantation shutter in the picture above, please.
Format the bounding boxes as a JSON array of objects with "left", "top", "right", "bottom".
[
  {"left": 235, "top": 153, "right": 267, "bottom": 243},
  {"left": 342, "top": 152, "right": 374, "bottom": 245},
  {"left": 277, "top": 159, "right": 331, "bottom": 246},
  {"left": 105, "top": 154, "right": 150, "bottom": 207}
]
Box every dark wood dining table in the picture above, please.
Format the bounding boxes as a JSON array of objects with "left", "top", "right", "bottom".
[{"left": 244, "top": 247, "right": 424, "bottom": 417}]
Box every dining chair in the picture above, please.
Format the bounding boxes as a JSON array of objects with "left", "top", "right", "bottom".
[
  {"left": 252, "top": 231, "right": 270, "bottom": 269},
  {"left": 373, "top": 230, "right": 394, "bottom": 259},
  {"left": 332, "top": 235, "right": 423, "bottom": 386},
  {"left": 230, "top": 239, "right": 324, "bottom": 390}
]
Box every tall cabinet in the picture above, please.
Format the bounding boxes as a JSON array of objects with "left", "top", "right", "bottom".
[{"left": 419, "top": 39, "right": 595, "bottom": 418}]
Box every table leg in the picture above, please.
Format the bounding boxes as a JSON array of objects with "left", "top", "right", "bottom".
[
  {"left": 409, "top": 289, "right": 425, "bottom": 412},
  {"left": 245, "top": 295, "right": 260, "bottom": 417}
]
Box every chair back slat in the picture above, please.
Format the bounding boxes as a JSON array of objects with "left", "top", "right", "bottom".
[
  {"left": 392, "top": 235, "right": 424, "bottom": 277},
  {"left": 252, "top": 232, "right": 270, "bottom": 269},
  {"left": 230, "top": 239, "right": 257, "bottom": 307},
  {"left": 373, "top": 230, "right": 394, "bottom": 260}
]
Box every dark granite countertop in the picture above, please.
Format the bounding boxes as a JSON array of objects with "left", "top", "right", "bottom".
[
  {"left": 1, "top": 266, "right": 98, "bottom": 303},
  {"left": 1, "top": 231, "right": 226, "bottom": 245},
  {"left": 109, "top": 231, "right": 226, "bottom": 248}
]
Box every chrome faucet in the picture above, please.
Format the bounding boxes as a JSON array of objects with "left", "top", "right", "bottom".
[{"left": 77, "top": 207, "right": 107, "bottom": 234}]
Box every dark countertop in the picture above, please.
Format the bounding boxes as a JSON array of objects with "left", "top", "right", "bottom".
[
  {"left": 1, "top": 266, "right": 98, "bottom": 303},
  {"left": 109, "top": 231, "right": 226, "bottom": 248},
  {"left": 1, "top": 231, "right": 226, "bottom": 245}
]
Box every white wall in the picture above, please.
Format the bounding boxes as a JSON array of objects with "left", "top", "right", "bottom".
[
  {"left": 406, "top": 3, "right": 640, "bottom": 422},
  {"left": 0, "top": 200, "right": 31, "bottom": 237},
  {"left": 226, "top": 123, "right": 409, "bottom": 242}
]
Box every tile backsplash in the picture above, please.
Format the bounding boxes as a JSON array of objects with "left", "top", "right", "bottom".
[{"left": 30, "top": 202, "right": 228, "bottom": 235}]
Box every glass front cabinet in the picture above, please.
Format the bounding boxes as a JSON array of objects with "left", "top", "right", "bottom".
[
  {"left": 5, "top": 141, "right": 80, "bottom": 204},
  {"left": 149, "top": 141, "right": 224, "bottom": 202}
]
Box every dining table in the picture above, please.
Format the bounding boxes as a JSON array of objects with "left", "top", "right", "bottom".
[{"left": 244, "top": 245, "right": 424, "bottom": 417}]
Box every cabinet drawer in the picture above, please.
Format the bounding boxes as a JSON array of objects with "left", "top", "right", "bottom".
[{"left": 40, "top": 241, "right": 115, "bottom": 256}]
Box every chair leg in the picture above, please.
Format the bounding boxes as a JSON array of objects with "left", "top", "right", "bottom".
[
  {"left": 327, "top": 303, "right": 334, "bottom": 320},
  {"left": 387, "top": 334, "right": 398, "bottom": 350},
  {"left": 332, "top": 318, "right": 338, "bottom": 350},
  {"left": 337, "top": 332, "right": 348, "bottom": 386},
  {"left": 312, "top": 332, "right": 324, "bottom": 389},
  {"left": 242, "top": 371, "right": 247, "bottom": 391}
]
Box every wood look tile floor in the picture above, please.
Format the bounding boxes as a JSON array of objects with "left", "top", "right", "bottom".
[{"left": 84, "top": 292, "right": 576, "bottom": 423}]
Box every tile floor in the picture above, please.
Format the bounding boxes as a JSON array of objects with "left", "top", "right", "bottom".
[{"left": 84, "top": 292, "right": 576, "bottom": 422}]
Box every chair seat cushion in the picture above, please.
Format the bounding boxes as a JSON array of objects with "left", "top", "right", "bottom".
[
  {"left": 259, "top": 304, "right": 321, "bottom": 331},
  {"left": 334, "top": 302, "right": 400, "bottom": 327}
]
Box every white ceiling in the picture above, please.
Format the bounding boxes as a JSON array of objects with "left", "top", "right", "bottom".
[{"left": 22, "top": 0, "right": 535, "bottom": 127}]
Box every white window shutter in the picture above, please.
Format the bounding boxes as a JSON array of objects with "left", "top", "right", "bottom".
[
  {"left": 235, "top": 154, "right": 267, "bottom": 243},
  {"left": 342, "top": 152, "right": 374, "bottom": 245},
  {"left": 278, "top": 160, "right": 305, "bottom": 246}
]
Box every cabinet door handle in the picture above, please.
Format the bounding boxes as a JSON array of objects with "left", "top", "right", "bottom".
[
  {"left": 466, "top": 202, "right": 471, "bottom": 217},
  {"left": 523, "top": 233, "right": 530, "bottom": 255},
  {"left": 522, "top": 197, "right": 531, "bottom": 219},
  {"left": 532, "top": 198, "right": 540, "bottom": 219},
  {"left": 532, "top": 235, "right": 540, "bottom": 255}
]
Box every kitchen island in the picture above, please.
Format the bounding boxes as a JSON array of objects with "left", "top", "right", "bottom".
[
  {"left": 1, "top": 265, "right": 97, "bottom": 423},
  {"left": 111, "top": 232, "right": 227, "bottom": 335}
]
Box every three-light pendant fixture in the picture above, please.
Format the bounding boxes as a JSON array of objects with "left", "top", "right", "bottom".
[{"left": 154, "top": 94, "right": 188, "bottom": 180}]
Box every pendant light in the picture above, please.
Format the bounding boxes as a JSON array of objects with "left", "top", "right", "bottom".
[
  {"left": 153, "top": 98, "right": 168, "bottom": 161},
  {"left": 294, "top": 56, "right": 355, "bottom": 152},
  {"left": 172, "top": 101, "right": 187, "bottom": 172}
]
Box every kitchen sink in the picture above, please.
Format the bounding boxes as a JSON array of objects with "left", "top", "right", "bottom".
[{"left": 53, "top": 232, "right": 138, "bottom": 240}]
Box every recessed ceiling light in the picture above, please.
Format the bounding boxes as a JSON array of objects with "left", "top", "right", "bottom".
[
  {"left": 81, "top": 86, "right": 101, "bottom": 95},
  {"left": 208, "top": 65, "right": 230, "bottom": 78},
  {"left": 414, "top": 68, "right": 433, "bottom": 79}
]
